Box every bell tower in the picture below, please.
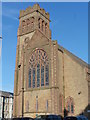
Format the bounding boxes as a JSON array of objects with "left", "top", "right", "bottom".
[
  {"left": 18, "top": 4, "right": 51, "bottom": 38},
  {"left": 13, "top": 4, "right": 52, "bottom": 118}
]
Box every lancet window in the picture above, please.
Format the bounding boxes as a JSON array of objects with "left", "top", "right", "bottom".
[{"left": 66, "top": 97, "right": 74, "bottom": 114}]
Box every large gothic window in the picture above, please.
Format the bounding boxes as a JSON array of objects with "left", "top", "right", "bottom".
[{"left": 28, "top": 48, "right": 49, "bottom": 88}]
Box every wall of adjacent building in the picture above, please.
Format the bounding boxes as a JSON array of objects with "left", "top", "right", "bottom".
[
  {"left": 0, "top": 96, "right": 3, "bottom": 118},
  {"left": 0, "top": 94, "right": 13, "bottom": 119},
  {"left": 9, "top": 97, "right": 13, "bottom": 118}
]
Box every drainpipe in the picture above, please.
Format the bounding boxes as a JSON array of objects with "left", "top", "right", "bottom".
[
  {"left": 62, "top": 51, "right": 65, "bottom": 117},
  {"left": 22, "top": 45, "right": 24, "bottom": 118}
]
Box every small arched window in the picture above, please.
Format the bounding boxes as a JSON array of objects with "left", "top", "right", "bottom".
[
  {"left": 42, "top": 21, "right": 44, "bottom": 31},
  {"left": 38, "top": 18, "right": 40, "bottom": 29},
  {"left": 22, "top": 20, "right": 26, "bottom": 27},
  {"left": 45, "top": 23, "right": 47, "bottom": 34},
  {"left": 67, "top": 104, "right": 70, "bottom": 113},
  {"left": 66, "top": 97, "right": 74, "bottom": 114},
  {"left": 71, "top": 102, "right": 74, "bottom": 113},
  {"left": 27, "top": 18, "right": 30, "bottom": 25},
  {"left": 31, "top": 17, "right": 34, "bottom": 27},
  {"left": 28, "top": 48, "right": 49, "bottom": 88}
]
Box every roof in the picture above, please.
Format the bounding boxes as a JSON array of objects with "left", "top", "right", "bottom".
[
  {"left": 0, "top": 90, "right": 13, "bottom": 98},
  {"left": 58, "top": 44, "right": 88, "bottom": 68}
]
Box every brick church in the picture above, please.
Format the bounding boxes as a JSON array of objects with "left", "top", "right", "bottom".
[{"left": 13, "top": 4, "right": 90, "bottom": 118}]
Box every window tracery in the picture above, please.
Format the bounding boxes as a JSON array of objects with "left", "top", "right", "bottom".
[{"left": 28, "top": 48, "right": 49, "bottom": 88}]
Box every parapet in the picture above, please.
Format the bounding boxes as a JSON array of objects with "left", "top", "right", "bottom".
[{"left": 19, "top": 4, "right": 50, "bottom": 20}]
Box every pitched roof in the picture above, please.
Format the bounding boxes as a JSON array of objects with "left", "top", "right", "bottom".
[
  {"left": 58, "top": 44, "right": 88, "bottom": 68},
  {"left": 0, "top": 90, "right": 13, "bottom": 98}
]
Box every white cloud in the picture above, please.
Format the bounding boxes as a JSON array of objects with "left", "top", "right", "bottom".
[
  {"left": 2, "top": 13, "right": 18, "bottom": 20},
  {"left": 2, "top": 6, "right": 19, "bottom": 21}
]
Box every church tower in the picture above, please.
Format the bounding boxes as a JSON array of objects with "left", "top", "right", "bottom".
[
  {"left": 13, "top": 4, "right": 59, "bottom": 118},
  {"left": 19, "top": 4, "right": 51, "bottom": 38}
]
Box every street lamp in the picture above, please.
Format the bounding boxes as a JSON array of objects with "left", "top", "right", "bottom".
[{"left": 0, "top": 36, "right": 2, "bottom": 39}]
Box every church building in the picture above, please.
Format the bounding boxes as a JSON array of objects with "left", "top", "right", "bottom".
[{"left": 13, "top": 4, "right": 90, "bottom": 118}]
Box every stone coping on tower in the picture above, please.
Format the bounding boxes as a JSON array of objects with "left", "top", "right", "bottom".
[{"left": 19, "top": 4, "right": 50, "bottom": 20}]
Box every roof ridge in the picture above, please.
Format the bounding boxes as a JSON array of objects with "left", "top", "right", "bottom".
[{"left": 58, "top": 44, "right": 88, "bottom": 67}]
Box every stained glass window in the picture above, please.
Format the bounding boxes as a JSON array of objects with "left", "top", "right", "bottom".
[
  {"left": 29, "top": 69, "right": 31, "bottom": 88},
  {"left": 45, "top": 65, "right": 49, "bottom": 86},
  {"left": 33, "top": 68, "right": 35, "bottom": 88},
  {"left": 41, "top": 66, "right": 44, "bottom": 86},
  {"left": 29, "top": 48, "right": 49, "bottom": 88},
  {"left": 68, "top": 104, "right": 70, "bottom": 112},
  {"left": 71, "top": 103, "right": 74, "bottom": 113},
  {"left": 66, "top": 97, "right": 74, "bottom": 114},
  {"left": 37, "top": 64, "right": 40, "bottom": 87}
]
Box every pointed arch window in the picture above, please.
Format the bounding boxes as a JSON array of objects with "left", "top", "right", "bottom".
[
  {"left": 71, "top": 102, "right": 74, "bottom": 113},
  {"left": 41, "top": 65, "right": 44, "bottom": 86},
  {"left": 28, "top": 48, "right": 49, "bottom": 88},
  {"left": 67, "top": 104, "right": 70, "bottom": 113},
  {"left": 42, "top": 21, "right": 44, "bottom": 31},
  {"left": 37, "top": 64, "right": 40, "bottom": 87},
  {"left": 66, "top": 97, "right": 74, "bottom": 114},
  {"left": 28, "top": 69, "right": 31, "bottom": 88},
  {"left": 33, "top": 68, "right": 35, "bottom": 88},
  {"left": 45, "top": 65, "right": 49, "bottom": 86},
  {"left": 38, "top": 18, "right": 40, "bottom": 29},
  {"left": 45, "top": 23, "right": 47, "bottom": 34}
]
